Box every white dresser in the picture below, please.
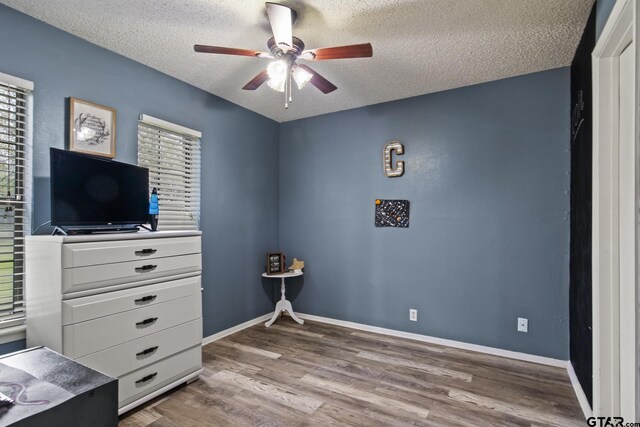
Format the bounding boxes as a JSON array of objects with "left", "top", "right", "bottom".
[{"left": 25, "top": 230, "right": 203, "bottom": 414}]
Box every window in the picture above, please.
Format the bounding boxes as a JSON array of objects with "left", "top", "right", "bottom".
[
  {"left": 0, "top": 73, "right": 32, "bottom": 328},
  {"left": 138, "top": 115, "right": 201, "bottom": 231}
]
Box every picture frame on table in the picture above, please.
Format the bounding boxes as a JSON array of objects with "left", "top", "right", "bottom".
[
  {"left": 266, "top": 252, "right": 285, "bottom": 275},
  {"left": 68, "top": 97, "right": 116, "bottom": 158}
]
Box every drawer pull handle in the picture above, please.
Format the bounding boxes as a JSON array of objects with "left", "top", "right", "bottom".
[
  {"left": 135, "top": 248, "right": 157, "bottom": 256},
  {"left": 135, "top": 372, "right": 158, "bottom": 385},
  {"left": 136, "top": 346, "right": 159, "bottom": 357},
  {"left": 134, "top": 295, "right": 157, "bottom": 304},
  {"left": 135, "top": 264, "right": 157, "bottom": 273},
  {"left": 136, "top": 317, "right": 158, "bottom": 327}
]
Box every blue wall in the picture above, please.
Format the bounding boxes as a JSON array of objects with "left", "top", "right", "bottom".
[
  {"left": 596, "top": 0, "right": 616, "bottom": 40},
  {"left": 279, "top": 68, "right": 571, "bottom": 359},
  {"left": 0, "top": 4, "right": 280, "bottom": 352},
  {"left": 1, "top": 4, "right": 574, "bottom": 360}
]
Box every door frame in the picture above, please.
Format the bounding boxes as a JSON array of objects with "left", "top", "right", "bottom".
[{"left": 592, "top": 0, "right": 638, "bottom": 419}]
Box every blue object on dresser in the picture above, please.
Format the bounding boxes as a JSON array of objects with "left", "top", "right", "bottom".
[{"left": 149, "top": 187, "right": 159, "bottom": 231}]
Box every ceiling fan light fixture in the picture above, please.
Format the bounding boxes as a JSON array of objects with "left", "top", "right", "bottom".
[
  {"left": 267, "top": 78, "right": 285, "bottom": 92},
  {"left": 267, "top": 60, "right": 287, "bottom": 92},
  {"left": 292, "top": 66, "right": 313, "bottom": 89}
]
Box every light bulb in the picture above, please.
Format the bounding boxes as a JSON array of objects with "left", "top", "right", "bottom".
[
  {"left": 267, "top": 61, "right": 287, "bottom": 92},
  {"left": 292, "top": 66, "right": 313, "bottom": 89}
]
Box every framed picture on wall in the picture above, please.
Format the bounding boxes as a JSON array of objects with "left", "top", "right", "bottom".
[
  {"left": 69, "top": 97, "right": 116, "bottom": 158},
  {"left": 266, "top": 252, "right": 285, "bottom": 275}
]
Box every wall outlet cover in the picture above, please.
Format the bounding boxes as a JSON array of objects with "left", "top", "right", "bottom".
[
  {"left": 517, "top": 317, "right": 528, "bottom": 333},
  {"left": 409, "top": 309, "right": 417, "bottom": 321}
]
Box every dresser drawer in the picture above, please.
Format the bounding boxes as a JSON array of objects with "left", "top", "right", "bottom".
[
  {"left": 76, "top": 319, "right": 202, "bottom": 377},
  {"left": 118, "top": 346, "right": 201, "bottom": 407},
  {"left": 62, "top": 236, "right": 201, "bottom": 268},
  {"left": 62, "top": 275, "right": 201, "bottom": 325},
  {"left": 63, "top": 293, "right": 201, "bottom": 358},
  {"left": 62, "top": 253, "right": 202, "bottom": 295}
]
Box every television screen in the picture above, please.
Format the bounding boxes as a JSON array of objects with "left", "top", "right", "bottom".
[{"left": 50, "top": 148, "right": 149, "bottom": 226}]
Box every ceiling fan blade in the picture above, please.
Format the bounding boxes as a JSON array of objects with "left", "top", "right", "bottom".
[
  {"left": 296, "top": 65, "right": 337, "bottom": 94},
  {"left": 300, "top": 43, "right": 373, "bottom": 61},
  {"left": 265, "top": 2, "right": 294, "bottom": 51},
  {"left": 242, "top": 70, "right": 270, "bottom": 90},
  {"left": 194, "top": 45, "right": 271, "bottom": 58}
]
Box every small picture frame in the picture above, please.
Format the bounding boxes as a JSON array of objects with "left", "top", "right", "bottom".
[
  {"left": 266, "top": 252, "right": 285, "bottom": 275},
  {"left": 375, "top": 199, "right": 410, "bottom": 228},
  {"left": 69, "top": 97, "right": 116, "bottom": 158}
]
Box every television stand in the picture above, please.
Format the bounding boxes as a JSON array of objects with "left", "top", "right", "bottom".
[{"left": 54, "top": 225, "right": 141, "bottom": 236}]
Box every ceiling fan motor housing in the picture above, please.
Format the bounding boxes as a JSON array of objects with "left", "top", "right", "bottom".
[{"left": 268, "top": 36, "right": 305, "bottom": 59}]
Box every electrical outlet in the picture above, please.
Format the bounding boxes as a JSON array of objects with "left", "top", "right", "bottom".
[
  {"left": 517, "top": 317, "right": 528, "bottom": 333},
  {"left": 409, "top": 309, "right": 418, "bottom": 322}
]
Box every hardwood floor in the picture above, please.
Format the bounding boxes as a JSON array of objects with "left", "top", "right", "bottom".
[{"left": 119, "top": 318, "right": 584, "bottom": 426}]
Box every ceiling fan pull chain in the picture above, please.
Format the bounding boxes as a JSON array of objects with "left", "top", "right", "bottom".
[
  {"left": 285, "top": 62, "right": 291, "bottom": 109},
  {"left": 284, "top": 73, "right": 289, "bottom": 109},
  {"left": 288, "top": 66, "right": 293, "bottom": 103}
]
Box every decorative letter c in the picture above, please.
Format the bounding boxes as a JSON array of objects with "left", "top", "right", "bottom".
[{"left": 384, "top": 141, "right": 404, "bottom": 177}]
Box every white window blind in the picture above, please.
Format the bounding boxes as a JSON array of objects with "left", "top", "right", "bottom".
[
  {"left": 0, "top": 75, "right": 32, "bottom": 328},
  {"left": 138, "top": 115, "right": 201, "bottom": 231}
]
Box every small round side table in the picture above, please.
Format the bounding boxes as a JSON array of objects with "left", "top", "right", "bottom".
[{"left": 262, "top": 271, "right": 303, "bottom": 327}]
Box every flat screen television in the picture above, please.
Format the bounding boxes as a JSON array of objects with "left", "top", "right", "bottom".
[{"left": 50, "top": 148, "right": 149, "bottom": 227}]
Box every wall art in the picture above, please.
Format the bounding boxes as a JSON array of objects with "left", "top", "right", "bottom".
[
  {"left": 375, "top": 199, "right": 410, "bottom": 228},
  {"left": 383, "top": 140, "right": 404, "bottom": 177},
  {"left": 69, "top": 97, "right": 116, "bottom": 158}
]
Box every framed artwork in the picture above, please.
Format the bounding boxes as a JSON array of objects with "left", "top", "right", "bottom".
[
  {"left": 266, "top": 252, "right": 285, "bottom": 275},
  {"left": 69, "top": 97, "right": 116, "bottom": 158},
  {"left": 375, "top": 199, "right": 410, "bottom": 228}
]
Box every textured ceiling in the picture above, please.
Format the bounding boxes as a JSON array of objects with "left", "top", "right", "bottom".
[{"left": 1, "top": 0, "right": 593, "bottom": 122}]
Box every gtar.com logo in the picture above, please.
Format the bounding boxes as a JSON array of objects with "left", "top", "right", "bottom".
[{"left": 587, "top": 417, "right": 635, "bottom": 427}]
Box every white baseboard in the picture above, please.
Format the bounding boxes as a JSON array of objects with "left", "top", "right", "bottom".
[
  {"left": 567, "top": 360, "right": 592, "bottom": 420},
  {"left": 297, "top": 313, "right": 568, "bottom": 368},
  {"left": 202, "top": 313, "right": 271, "bottom": 346}
]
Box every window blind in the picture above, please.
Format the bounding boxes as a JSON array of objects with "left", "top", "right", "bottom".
[
  {"left": 138, "top": 117, "right": 201, "bottom": 231},
  {"left": 0, "top": 78, "right": 31, "bottom": 327}
]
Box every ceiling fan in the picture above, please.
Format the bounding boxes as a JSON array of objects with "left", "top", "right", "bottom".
[{"left": 194, "top": 2, "right": 373, "bottom": 109}]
